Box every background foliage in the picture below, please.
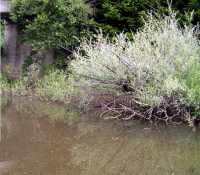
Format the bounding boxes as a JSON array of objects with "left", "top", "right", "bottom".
[
  {"left": 93, "top": 0, "right": 200, "bottom": 36},
  {"left": 11, "top": 0, "right": 200, "bottom": 49},
  {"left": 11, "top": 0, "right": 91, "bottom": 50}
]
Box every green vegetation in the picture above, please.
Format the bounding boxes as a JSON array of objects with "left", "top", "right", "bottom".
[
  {"left": 10, "top": 0, "right": 200, "bottom": 51},
  {"left": 94, "top": 0, "right": 200, "bottom": 36},
  {"left": 0, "top": 69, "right": 73, "bottom": 102},
  {"left": 9, "top": 0, "right": 200, "bottom": 68},
  {"left": 35, "top": 69, "right": 74, "bottom": 101},
  {"left": 11, "top": 0, "right": 91, "bottom": 50},
  {"left": 0, "top": 20, "right": 5, "bottom": 48},
  {"left": 93, "top": 0, "right": 160, "bottom": 35}
]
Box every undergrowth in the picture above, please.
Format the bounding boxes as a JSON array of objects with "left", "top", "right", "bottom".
[{"left": 0, "top": 69, "right": 73, "bottom": 102}]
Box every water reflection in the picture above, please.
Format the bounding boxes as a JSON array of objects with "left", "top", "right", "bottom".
[{"left": 0, "top": 96, "right": 200, "bottom": 175}]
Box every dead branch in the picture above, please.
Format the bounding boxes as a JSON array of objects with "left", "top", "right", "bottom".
[{"left": 99, "top": 95, "right": 188, "bottom": 125}]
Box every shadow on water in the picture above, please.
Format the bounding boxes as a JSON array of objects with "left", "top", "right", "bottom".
[{"left": 0, "top": 96, "right": 200, "bottom": 175}]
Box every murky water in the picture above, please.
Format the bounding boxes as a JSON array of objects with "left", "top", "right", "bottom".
[{"left": 0, "top": 96, "right": 200, "bottom": 175}]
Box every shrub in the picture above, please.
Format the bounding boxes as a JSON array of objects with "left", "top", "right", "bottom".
[
  {"left": 11, "top": 0, "right": 91, "bottom": 50},
  {"left": 70, "top": 13, "right": 200, "bottom": 110},
  {"left": 35, "top": 69, "right": 73, "bottom": 101}
]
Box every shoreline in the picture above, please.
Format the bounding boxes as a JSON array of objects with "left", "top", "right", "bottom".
[{"left": 1, "top": 89, "right": 199, "bottom": 131}]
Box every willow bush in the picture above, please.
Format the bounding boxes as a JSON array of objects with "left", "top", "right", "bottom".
[{"left": 70, "top": 13, "right": 200, "bottom": 117}]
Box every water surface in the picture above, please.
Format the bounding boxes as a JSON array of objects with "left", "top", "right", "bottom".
[{"left": 0, "top": 96, "right": 200, "bottom": 175}]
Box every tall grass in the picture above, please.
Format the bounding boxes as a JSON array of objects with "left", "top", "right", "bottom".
[
  {"left": 36, "top": 69, "right": 74, "bottom": 101},
  {"left": 70, "top": 13, "right": 200, "bottom": 112}
]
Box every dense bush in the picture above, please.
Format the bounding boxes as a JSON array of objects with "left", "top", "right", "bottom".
[
  {"left": 10, "top": 0, "right": 200, "bottom": 48},
  {"left": 93, "top": 0, "right": 161, "bottom": 35},
  {"left": 93, "top": 0, "right": 200, "bottom": 36},
  {"left": 11, "top": 0, "right": 91, "bottom": 49},
  {"left": 70, "top": 13, "right": 200, "bottom": 114}
]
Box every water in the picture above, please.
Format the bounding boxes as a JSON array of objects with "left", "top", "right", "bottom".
[{"left": 0, "top": 96, "right": 200, "bottom": 175}]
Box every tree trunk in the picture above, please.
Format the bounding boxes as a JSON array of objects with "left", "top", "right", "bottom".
[{"left": 4, "top": 23, "right": 17, "bottom": 68}]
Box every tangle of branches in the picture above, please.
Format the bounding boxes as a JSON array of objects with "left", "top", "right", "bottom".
[{"left": 98, "top": 94, "right": 190, "bottom": 125}]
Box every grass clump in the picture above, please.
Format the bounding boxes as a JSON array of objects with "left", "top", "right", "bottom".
[
  {"left": 0, "top": 69, "right": 74, "bottom": 103},
  {"left": 0, "top": 73, "right": 27, "bottom": 95},
  {"left": 35, "top": 69, "right": 73, "bottom": 102},
  {"left": 70, "top": 13, "right": 200, "bottom": 120}
]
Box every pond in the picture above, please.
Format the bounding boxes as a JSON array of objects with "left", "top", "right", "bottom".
[{"left": 0, "top": 96, "right": 200, "bottom": 175}]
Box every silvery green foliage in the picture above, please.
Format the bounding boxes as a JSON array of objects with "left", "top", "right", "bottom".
[{"left": 70, "top": 13, "right": 200, "bottom": 105}]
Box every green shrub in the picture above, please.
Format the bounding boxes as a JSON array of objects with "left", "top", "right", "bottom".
[
  {"left": 182, "top": 62, "right": 200, "bottom": 105},
  {"left": 182, "top": 62, "right": 200, "bottom": 117},
  {"left": 11, "top": 0, "right": 91, "bottom": 50}
]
